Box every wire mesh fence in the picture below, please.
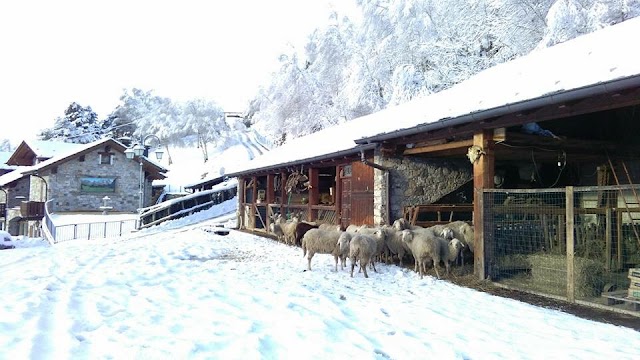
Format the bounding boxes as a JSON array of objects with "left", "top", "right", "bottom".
[{"left": 484, "top": 185, "right": 640, "bottom": 312}]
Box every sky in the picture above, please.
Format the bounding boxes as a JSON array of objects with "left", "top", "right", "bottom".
[
  {"left": 0, "top": 0, "right": 357, "bottom": 145},
  {"left": 2, "top": 199, "right": 640, "bottom": 359}
]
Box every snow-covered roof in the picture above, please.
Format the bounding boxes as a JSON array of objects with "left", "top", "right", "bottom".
[
  {"left": 23, "top": 137, "right": 169, "bottom": 175},
  {"left": 0, "top": 138, "right": 169, "bottom": 186},
  {"left": 0, "top": 165, "right": 33, "bottom": 186},
  {"left": 24, "top": 140, "right": 84, "bottom": 159},
  {"left": 0, "top": 151, "right": 17, "bottom": 170},
  {"left": 226, "top": 17, "right": 640, "bottom": 176}
]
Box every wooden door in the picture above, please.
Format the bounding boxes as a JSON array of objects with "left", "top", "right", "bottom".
[{"left": 341, "top": 177, "right": 351, "bottom": 229}]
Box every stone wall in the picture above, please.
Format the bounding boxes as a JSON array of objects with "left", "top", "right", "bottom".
[
  {"left": 46, "top": 149, "right": 146, "bottom": 213},
  {"left": 373, "top": 151, "right": 473, "bottom": 224}
]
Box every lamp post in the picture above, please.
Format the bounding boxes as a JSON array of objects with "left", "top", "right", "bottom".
[{"left": 124, "top": 134, "right": 164, "bottom": 210}]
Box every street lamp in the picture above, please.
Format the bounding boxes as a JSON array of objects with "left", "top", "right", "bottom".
[{"left": 124, "top": 134, "right": 164, "bottom": 210}]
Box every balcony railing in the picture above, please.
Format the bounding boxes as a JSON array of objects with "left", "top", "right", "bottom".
[{"left": 20, "top": 201, "right": 45, "bottom": 220}]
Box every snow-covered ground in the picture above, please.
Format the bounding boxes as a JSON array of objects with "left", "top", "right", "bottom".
[{"left": 1, "top": 199, "right": 639, "bottom": 359}]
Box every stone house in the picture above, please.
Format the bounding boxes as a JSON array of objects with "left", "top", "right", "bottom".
[{"left": 0, "top": 138, "right": 167, "bottom": 236}]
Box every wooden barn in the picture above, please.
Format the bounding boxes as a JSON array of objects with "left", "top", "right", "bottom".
[
  {"left": 226, "top": 141, "right": 380, "bottom": 232},
  {"left": 227, "top": 18, "right": 640, "bottom": 312}
]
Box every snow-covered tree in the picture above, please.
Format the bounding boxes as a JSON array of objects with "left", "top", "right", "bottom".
[
  {"left": 540, "top": 0, "right": 640, "bottom": 47},
  {"left": 107, "top": 88, "right": 157, "bottom": 139},
  {"left": 38, "top": 102, "right": 104, "bottom": 143},
  {"left": 180, "top": 98, "right": 228, "bottom": 162},
  {"left": 0, "top": 139, "right": 12, "bottom": 152},
  {"left": 247, "top": 0, "right": 638, "bottom": 146}
]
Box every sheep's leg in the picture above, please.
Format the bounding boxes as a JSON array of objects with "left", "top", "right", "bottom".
[
  {"left": 307, "top": 253, "right": 314, "bottom": 271},
  {"left": 371, "top": 260, "right": 378, "bottom": 273},
  {"left": 433, "top": 262, "right": 441, "bottom": 279},
  {"left": 350, "top": 261, "right": 356, "bottom": 277},
  {"left": 362, "top": 261, "right": 369, "bottom": 278}
]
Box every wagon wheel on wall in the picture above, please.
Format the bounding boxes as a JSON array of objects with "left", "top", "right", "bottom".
[{"left": 285, "top": 171, "right": 309, "bottom": 194}]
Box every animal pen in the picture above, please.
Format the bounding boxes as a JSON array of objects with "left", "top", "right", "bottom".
[{"left": 481, "top": 185, "right": 640, "bottom": 313}]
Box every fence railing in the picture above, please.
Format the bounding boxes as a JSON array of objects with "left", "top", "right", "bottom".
[
  {"left": 483, "top": 185, "right": 640, "bottom": 314},
  {"left": 139, "top": 179, "right": 238, "bottom": 229},
  {"left": 42, "top": 200, "right": 139, "bottom": 244}
]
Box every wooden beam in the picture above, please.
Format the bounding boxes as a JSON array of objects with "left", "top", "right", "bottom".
[
  {"left": 403, "top": 139, "right": 474, "bottom": 155},
  {"left": 238, "top": 177, "right": 246, "bottom": 229},
  {"left": 566, "top": 186, "right": 575, "bottom": 302},
  {"left": 391, "top": 86, "right": 640, "bottom": 146},
  {"left": 308, "top": 167, "right": 319, "bottom": 221},
  {"left": 473, "top": 130, "right": 494, "bottom": 280}
]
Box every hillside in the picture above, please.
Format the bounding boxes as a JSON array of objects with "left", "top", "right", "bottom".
[{"left": 155, "top": 127, "right": 270, "bottom": 192}]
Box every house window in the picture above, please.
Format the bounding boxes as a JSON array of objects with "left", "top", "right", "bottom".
[
  {"left": 80, "top": 177, "right": 116, "bottom": 193},
  {"left": 51, "top": 167, "right": 57, "bottom": 174},
  {"left": 98, "top": 152, "right": 113, "bottom": 165},
  {"left": 78, "top": 155, "right": 85, "bottom": 162},
  {"left": 342, "top": 165, "right": 352, "bottom": 177}
]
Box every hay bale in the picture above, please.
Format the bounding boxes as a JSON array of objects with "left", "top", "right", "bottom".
[
  {"left": 496, "top": 254, "right": 531, "bottom": 269},
  {"left": 528, "top": 254, "right": 605, "bottom": 298}
]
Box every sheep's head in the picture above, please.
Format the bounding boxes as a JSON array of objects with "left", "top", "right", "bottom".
[
  {"left": 441, "top": 227, "right": 454, "bottom": 240},
  {"left": 400, "top": 229, "right": 413, "bottom": 244},
  {"left": 392, "top": 218, "right": 408, "bottom": 231},
  {"left": 373, "top": 229, "right": 386, "bottom": 242},
  {"left": 337, "top": 232, "right": 352, "bottom": 252},
  {"left": 450, "top": 238, "right": 464, "bottom": 253}
]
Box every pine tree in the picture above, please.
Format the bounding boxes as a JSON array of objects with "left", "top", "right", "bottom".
[{"left": 38, "top": 102, "right": 104, "bottom": 143}]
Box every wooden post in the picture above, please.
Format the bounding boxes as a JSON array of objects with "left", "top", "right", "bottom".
[
  {"left": 473, "top": 130, "right": 494, "bottom": 280},
  {"left": 566, "top": 186, "right": 575, "bottom": 302},
  {"left": 605, "top": 207, "right": 612, "bottom": 270},
  {"left": 250, "top": 176, "right": 257, "bottom": 229},
  {"left": 266, "top": 174, "right": 275, "bottom": 230},
  {"left": 617, "top": 210, "right": 623, "bottom": 271},
  {"left": 280, "top": 171, "right": 287, "bottom": 215},
  {"left": 238, "top": 177, "right": 246, "bottom": 229},
  {"left": 335, "top": 166, "right": 342, "bottom": 228},
  {"left": 308, "top": 167, "right": 319, "bottom": 221}
]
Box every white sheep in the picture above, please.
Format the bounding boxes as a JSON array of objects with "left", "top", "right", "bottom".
[
  {"left": 401, "top": 228, "right": 465, "bottom": 279},
  {"left": 354, "top": 226, "right": 386, "bottom": 267},
  {"left": 443, "top": 221, "right": 474, "bottom": 265},
  {"left": 269, "top": 213, "right": 285, "bottom": 242},
  {"left": 422, "top": 237, "right": 465, "bottom": 277},
  {"left": 318, "top": 223, "right": 341, "bottom": 232},
  {"left": 400, "top": 229, "right": 445, "bottom": 279},
  {"left": 348, "top": 233, "right": 378, "bottom": 278},
  {"left": 392, "top": 218, "right": 423, "bottom": 231},
  {"left": 380, "top": 225, "right": 410, "bottom": 267},
  {"left": 345, "top": 224, "right": 361, "bottom": 233},
  {"left": 281, "top": 213, "right": 300, "bottom": 245},
  {"left": 301, "top": 228, "right": 347, "bottom": 271}
]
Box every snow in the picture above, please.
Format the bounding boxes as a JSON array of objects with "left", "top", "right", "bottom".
[
  {"left": 1, "top": 200, "right": 639, "bottom": 358},
  {"left": 226, "top": 16, "right": 640, "bottom": 176}
]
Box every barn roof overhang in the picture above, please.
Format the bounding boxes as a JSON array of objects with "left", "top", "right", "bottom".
[
  {"left": 225, "top": 143, "right": 377, "bottom": 178},
  {"left": 355, "top": 75, "right": 640, "bottom": 147}
]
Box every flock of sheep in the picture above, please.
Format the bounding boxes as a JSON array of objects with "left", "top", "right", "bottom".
[{"left": 268, "top": 213, "right": 474, "bottom": 279}]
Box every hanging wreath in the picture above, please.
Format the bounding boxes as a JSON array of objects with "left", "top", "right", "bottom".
[{"left": 285, "top": 171, "right": 309, "bottom": 194}]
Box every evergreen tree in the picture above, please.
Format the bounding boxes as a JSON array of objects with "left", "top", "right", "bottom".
[
  {"left": 0, "top": 139, "right": 12, "bottom": 152},
  {"left": 38, "top": 102, "right": 104, "bottom": 143}
]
